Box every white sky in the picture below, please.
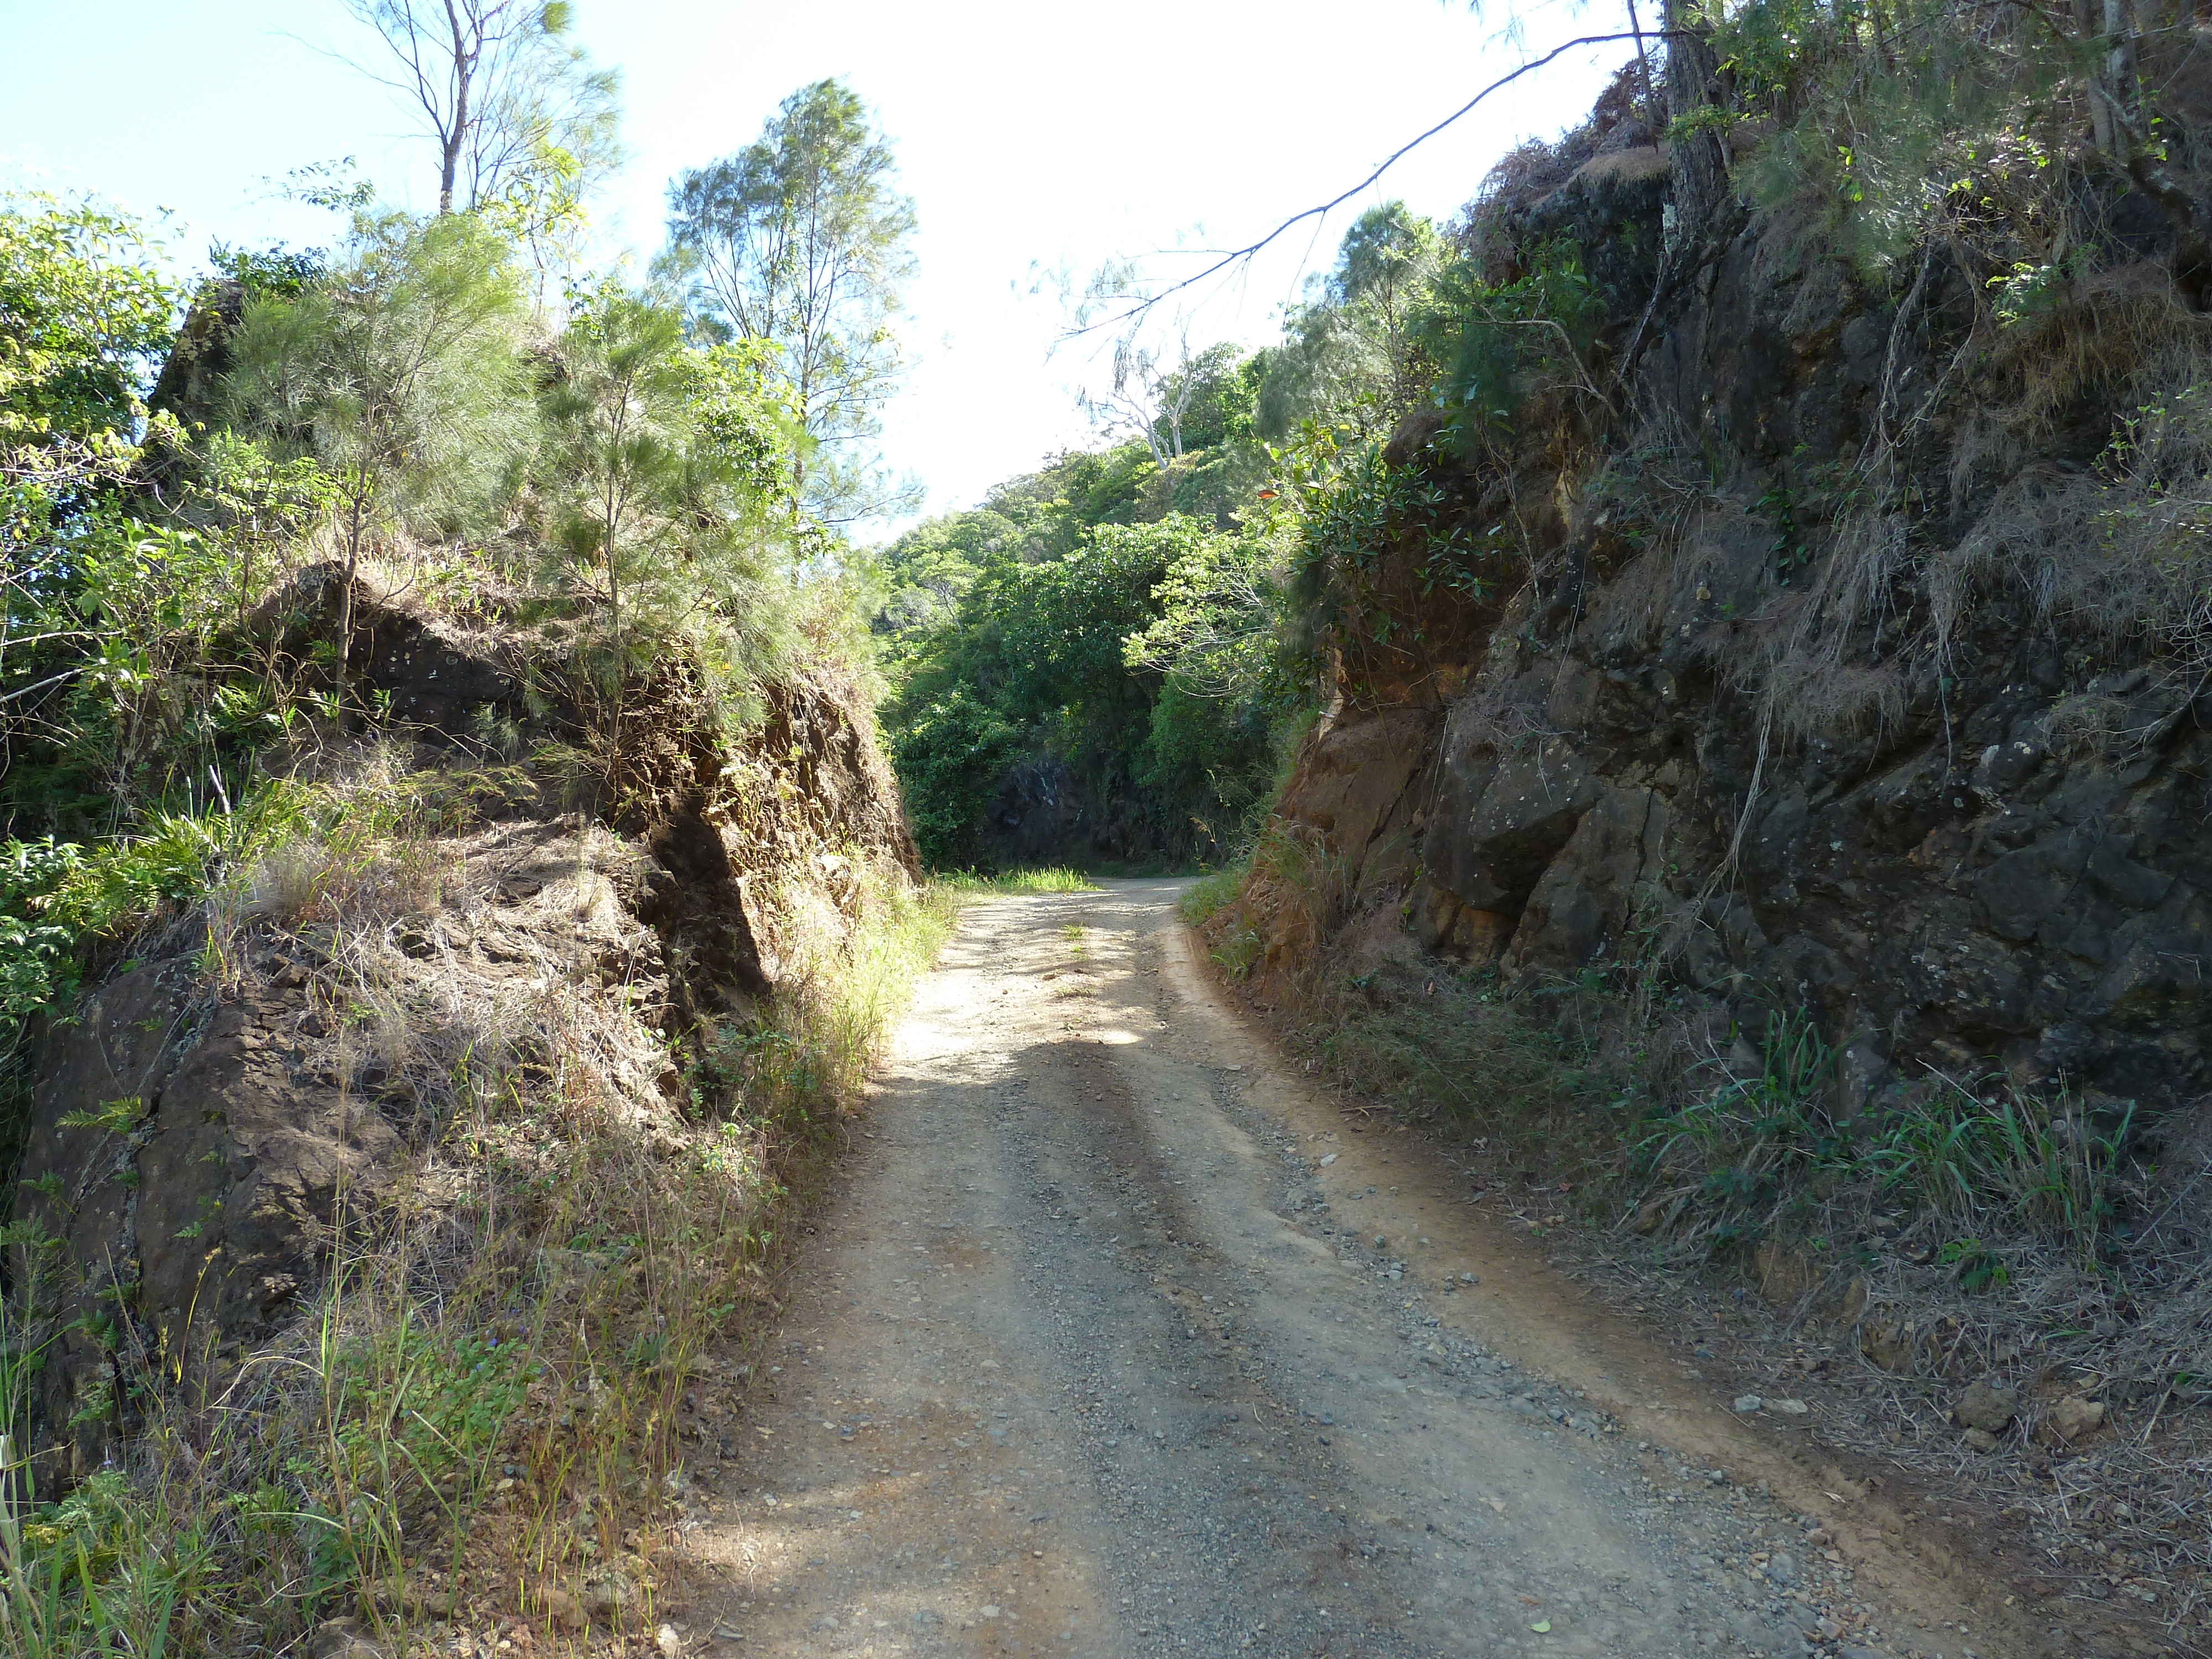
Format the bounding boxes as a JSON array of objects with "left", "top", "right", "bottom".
[{"left": 0, "top": 1, "right": 1629, "bottom": 533}]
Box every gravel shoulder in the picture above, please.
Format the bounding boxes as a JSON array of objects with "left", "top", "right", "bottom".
[{"left": 670, "top": 879, "right": 2057, "bottom": 1659}]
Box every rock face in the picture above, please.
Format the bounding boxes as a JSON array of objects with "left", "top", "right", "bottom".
[
  {"left": 146, "top": 279, "right": 247, "bottom": 430},
  {"left": 6, "top": 594, "right": 917, "bottom": 1486},
  {"left": 13, "top": 832, "right": 613, "bottom": 1479},
  {"left": 18, "top": 960, "right": 398, "bottom": 1478},
  {"left": 1250, "top": 128, "right": 2211, "bottom": 1116}
]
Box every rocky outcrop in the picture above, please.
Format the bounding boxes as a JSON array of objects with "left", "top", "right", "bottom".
[
  {"left": 1253, "top": 116, "right": 2212, "bottom": 1117},
  {"left": 12, "top": 828, "right": 622, "bottom": 1480},
  {"left": 147, "top": 279, "right": 247, "bottom": 431}
]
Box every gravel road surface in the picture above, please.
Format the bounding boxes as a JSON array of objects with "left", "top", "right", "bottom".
[{"left": 676, "top": 881, "right": 2034, "bottom": 1659}]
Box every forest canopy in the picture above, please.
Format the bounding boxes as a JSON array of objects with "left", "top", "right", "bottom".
[{"left": 870, "top": 199, "right": 1460, "bottom": 870}]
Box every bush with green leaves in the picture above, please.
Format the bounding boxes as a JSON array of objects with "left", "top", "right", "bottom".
[
  {"left": 0, "top": 841, "right": 85, "bottom": 1033},
  {"left": 887, "top": 688, "right": 1027, "bottom": 867},
  {"left": 0, "top": 195, "right": 177, "bottom": 461},
  {"left": 881, "top": 506, "right": 1295, "bottom": 867}
]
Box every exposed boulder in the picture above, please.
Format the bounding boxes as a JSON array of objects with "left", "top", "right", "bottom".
[
  {"left": 1954, "top": 1381, "right": 2018, "bottom": 1434},
  {"left": 147, "top": 278, "right": 247, "bottom": 431},
  {"left": 2038, "top": 1395, "right": 2108, "bottom": 1445}
]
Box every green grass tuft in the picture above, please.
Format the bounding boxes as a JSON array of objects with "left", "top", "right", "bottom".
[
  {"left": 932, "top": 867, "right": 1094, "bottom": 895},
  {"left": 1177, "top": 867, "right": 1243, "bottom": 927}
]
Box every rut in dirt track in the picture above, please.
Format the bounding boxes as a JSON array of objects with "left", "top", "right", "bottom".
[{"left": 676, "top": 880, "right": 1994, "bottom": 1659}]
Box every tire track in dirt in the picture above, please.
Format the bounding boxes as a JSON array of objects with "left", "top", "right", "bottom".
[{"left": 671, "top": 880, "right": 2045, "bottom": 1659}]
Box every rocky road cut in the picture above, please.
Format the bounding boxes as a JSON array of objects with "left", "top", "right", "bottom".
[{"left": 677, "top": 881, "right": 2038, "bottom": 1659}]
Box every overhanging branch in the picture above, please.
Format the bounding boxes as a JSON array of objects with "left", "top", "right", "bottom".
[{"left": 1066, "top": 30, "right": 1669, "bottom": 339}]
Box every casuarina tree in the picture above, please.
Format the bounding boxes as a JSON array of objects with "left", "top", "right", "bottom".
[{"left": 222, "top": 211, "right": 530, "bottom": 723}]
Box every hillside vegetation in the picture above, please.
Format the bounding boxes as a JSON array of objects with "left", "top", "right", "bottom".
[
  {"left": 0, "top": 36, "right": 953, "bottom": 1656},
  {"left": 9, "top": 0, "right": 2212, "bottom": 1648},
  {"left": 872, "top": 202, "right": 1453, "bottom": 872}
]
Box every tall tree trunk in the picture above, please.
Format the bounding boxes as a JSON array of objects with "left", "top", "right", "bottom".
[
  {"left": 2105, "top": 0, "right": 2142, "bottom": 147},
  {"left": 1626, "top": 0, "right": 1662, "bottom": 147},
  {"left": 1615, "top": 0, "right": 1736, "bottom": 382},
  {"left": 792, "top": 350, "right": 814, "bottom": 573},
  {"left": 2081, "top": 0, "right": 2116, "bottom": 152},
  {"left": 440, "top": 0, "right": 472, "bottom": 213},
  {"left": 598, "top": 390, "right": 629, "bottom": 763}
]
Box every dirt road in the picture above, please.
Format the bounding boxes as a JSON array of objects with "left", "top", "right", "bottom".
[{"left": 675, "top": 881, "right": 2030, "bottom": 1659}]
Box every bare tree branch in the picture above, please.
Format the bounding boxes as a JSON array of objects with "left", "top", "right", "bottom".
[
  {"left": 336, "top": 0, "right": 542, "bottom": 213},
  {"left": 1065, "top": 31, "right": 1667, "bottom": 339}
]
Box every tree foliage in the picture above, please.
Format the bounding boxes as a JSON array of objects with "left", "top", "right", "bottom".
[
  {"left": 876, "top": 445, "right": 1296, "bottom": 868},
  {"left": 224, "top": 212, "right": 531, "bottom": 721},
  {"left": 876, "top": 204, "right": 1473, "bottom": 869},
  {"left": 0, "top": 197, "right": 178, "bottom": 453},
  {"left": 0, "top": 196, "right": 191, "bottom": 818},
  {"left": 0, "top": 195, "right": 179, "bottom": 587},
  {"left": 664, "top": 79, "right": 917, "bottom": 526},
  {"left": 538, "top": 281, "right": 799, "bottom": 753},
  {"left": 1253, "top": 201, "right": 1443, "bottom": 442}
]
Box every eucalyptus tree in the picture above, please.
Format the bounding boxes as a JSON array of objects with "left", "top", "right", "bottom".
[
  {"left": 1067, "top": 256, "right": 1204, "bottom": 472},
  {"left": 1078, "top": 330, "right": 1199, "bottom": 473},
  {"left": 663, "top": 79, "right": 917, "bottom": 527},
  {"left": 337, "top": 0, "right": 622, "bottom": 254},
  {"left": 223, "top": 211, "right": 530, "bottom": 721}
]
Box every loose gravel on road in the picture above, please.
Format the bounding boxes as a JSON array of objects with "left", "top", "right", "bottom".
[{"left": 671, "top": 881, "right": 2036, "bottom": 1659}]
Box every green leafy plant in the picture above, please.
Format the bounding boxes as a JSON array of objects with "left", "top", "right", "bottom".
[
  {"left": 1939, "top": 1237, "right": 2011, "bottom": 1292},
  {"left": 54, "top": 1097, "right": 142, "bottom": 1135}
]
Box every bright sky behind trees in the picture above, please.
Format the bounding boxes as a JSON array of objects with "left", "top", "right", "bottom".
[{"left": 0, "top": 0, "right": 1624, "bottom": 528}]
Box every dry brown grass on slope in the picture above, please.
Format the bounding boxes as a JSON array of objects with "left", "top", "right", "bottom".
[{"left": 1, "top": 747, "right": 954, "bottom": 1659}]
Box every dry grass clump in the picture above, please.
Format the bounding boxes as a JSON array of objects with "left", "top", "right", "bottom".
[
  {"left": 1454, "top": 62, "right": 1649, "bottom": 284},
  {"left": 1969, "top": 265, "right": 2208, "bottom": 440},
  {"left": 1743, "top": 500, "right": 1913, "bottom": 747},
  {"left": 1197, "top": 818, "right": 1355, "bottom": 987},
  {"left": 1935, "top": 367, "right": 2212, "bottom": 699}
]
